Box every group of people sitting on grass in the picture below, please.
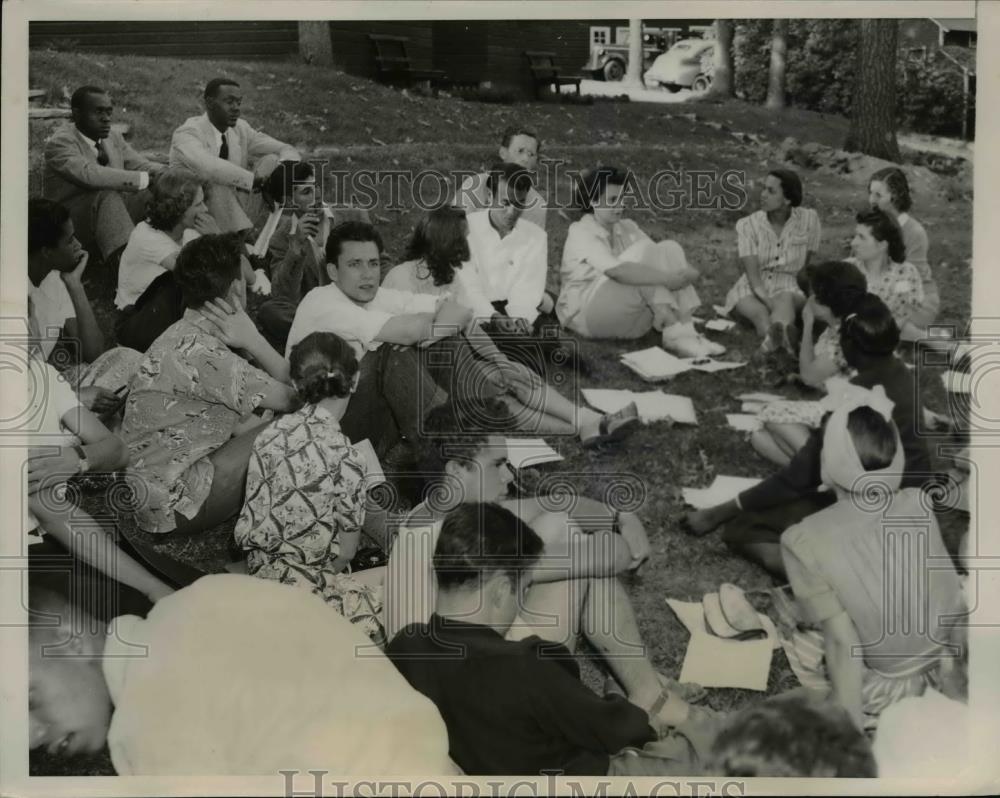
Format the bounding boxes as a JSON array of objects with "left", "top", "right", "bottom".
[{"left": 25, "top": 77, "right": 968, "bottom": 778}]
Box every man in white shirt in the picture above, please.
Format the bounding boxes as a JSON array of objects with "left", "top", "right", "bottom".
[
  {"left": 28, "top": 574, "right": 455, "bottom": 776},
  {"left": 43, "top": 85, "right": 166, "bottom": 272},
  {"left": 455, "top": 127, "right": 547, "bottom": 230},
  {"left": 169, "top": 78, "right": 300, "bottom": 234},
  {"left": 287, "top": 220, "right": 471, "bottom": 458},
  {"left": 465, "top": 162, "right": 579, "bottom": 374}
]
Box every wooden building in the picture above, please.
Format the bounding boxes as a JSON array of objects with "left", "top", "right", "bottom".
[
  {"left": 29, "top": 21, "right": 300, "bottom": 60},
  {"left": 30, "top": 19, "right": 711, "bottom": 97}
]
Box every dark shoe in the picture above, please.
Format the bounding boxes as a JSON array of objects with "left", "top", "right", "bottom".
[{"left": 582, "top": 401, "right": 640, "bottom": 448}]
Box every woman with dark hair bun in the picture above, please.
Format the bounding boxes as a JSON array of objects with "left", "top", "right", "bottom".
[
  {"left": 751, "top": 261, "right": 870, "bottom": 467},
  {"left": 849, "top": 208, "right": 924, "bottom": 336},
  {"left": 868, "top": 167, "right": 938, "bottom": 339},
  {"left": 684, "top": 293, "right": 933, "bottom": 579},
  {"left": 724, "top": 168, "right": 822, "bottom": 355},
  {"left": 235, "top": 330, "right": 387, "bottom": 647}
]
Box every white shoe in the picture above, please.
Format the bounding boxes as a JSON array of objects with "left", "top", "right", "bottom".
[
  {"left": 662, "top": 332, "right": 710, "bottom": 358},
  {"left": 699, "top": 335, "right": 726, "bottom": 357}
]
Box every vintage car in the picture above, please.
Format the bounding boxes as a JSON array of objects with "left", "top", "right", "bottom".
[
  {"left": 582, "top": 33, "right": 667, "bottom": 81},
  {"left": 644, "top": 38, "right": 715, "bottom": 92}
]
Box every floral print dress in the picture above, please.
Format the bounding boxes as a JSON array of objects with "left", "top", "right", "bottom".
[
  {"left": 121, "top": 310, "right": 276, "bottom": 534},
  {"left": 234, "top": 403, "right": 386, "bottom": 646}
]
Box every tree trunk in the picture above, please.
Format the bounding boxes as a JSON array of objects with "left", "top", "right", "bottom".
[
  {"left": 844, "top": 19, "right": 902, "bottom": 162},
  {"left": 765, "top": 19, "right": 788, "bottom": 110},
  {"left": 623, "top": 19, "right": 645, "bottom": 87},
  {"left": 298, "top": 21, "right": 333, "bottom": 66},
  {"left": 708, "top": 19, "right": 735, "bottom": 98}
]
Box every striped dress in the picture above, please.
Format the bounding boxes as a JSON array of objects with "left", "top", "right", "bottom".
[
  {"left": 724, "top": 207, "right": 821, "bottom": 312},
  {"left": 779, "top": 489, "right": 965, "bottom": 732}
]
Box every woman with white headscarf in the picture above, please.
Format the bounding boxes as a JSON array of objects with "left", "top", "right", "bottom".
[{"left": 780, "top": 389, "right": 965, "bottom": 732}]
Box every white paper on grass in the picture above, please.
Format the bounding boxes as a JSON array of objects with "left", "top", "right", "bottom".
[
  {"left": 712, "top": 304, "right": 730, "bottom": 318},
  {"left": 704, "top": 318, "right": 736, "bottom": 332},
  {"left": 633, "top": 392, "right": 697, "bottom": 425},
  {"left": 582, "top": 389, "right": 697, "bottom": 425},
  {"left": 687, "top": 358, "right": 746, "bottom": 373},
  {"left": 682, "top": 475, "right": 763, "bottom": 509},
  {"left": 737, "top": 391, "right": 785, "bottom": 403},
  {"left": 505, "top": 438, "right": 563, "bottom": 469},
  {"left": 620, "top": 347, "right": 693, "bottom": 380},
  {"left": 726, "top": 413, "right": 763, "bottom": 432},
  {"left": 666, "top": 598, "right": 778, "bottom": 691},
  {"left": 741, "top": 401, "right": 767, "bottom": 414}
]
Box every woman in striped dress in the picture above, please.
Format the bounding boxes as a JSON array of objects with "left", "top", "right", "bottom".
[
  {"left": 724, "top": 169, "right": 822, "bottom": 355},
  {"left": 868, "top": 167, "right": 938, "bottom": 340},
  {"left": 780, "top": 390, "right": 965, "bottom": 733}
]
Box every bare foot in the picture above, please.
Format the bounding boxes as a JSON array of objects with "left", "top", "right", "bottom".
[{"left": 683, "top": 508, "right": 724, "bottom": 537}]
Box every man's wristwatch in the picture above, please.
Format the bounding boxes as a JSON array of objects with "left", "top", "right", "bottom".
[{"left": 72, "top": 445, "right": 91, "bottom": 474}]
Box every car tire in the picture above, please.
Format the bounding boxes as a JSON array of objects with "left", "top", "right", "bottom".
[
  {"left": 603, "top": 60, "right": 625, "bottom": 82},
  {"left": 692, "top": 75, "right": 711, "bottom": 93}
]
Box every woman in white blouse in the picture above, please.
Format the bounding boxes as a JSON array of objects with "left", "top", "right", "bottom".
[
  {"left": 556, "top": 166, "right": 723, "bottom": 358},
  {"left": 114, "top": 168, "right": 214, "bottom": 351},
  {"left": 868, "top": 167, "right": 938, "bottom": 340},
  {"left": 724, "top": 169, "right": 821, "bottom": 355}
]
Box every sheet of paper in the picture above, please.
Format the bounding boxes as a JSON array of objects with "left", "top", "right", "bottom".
[
  {"left": 737, "top": 392, "right": 785, "bottom": 403},
  {"left": 686, "top": 358, "right": 747, "bottom": 373},
  {"left": 666, "top": 599, "right": 778, "bottom": 691},
  {"left": 505, "top": 438, "right": 564, "bottom": 469},
  {"left": 581, "top": 388, "right": 635, "bottom": 416},
  {"left": 712, "top": 304, "right": 730, "bottom": 318},
  {"left": 741, "top": 401, "right": 767, "bottom": 414},
  {"left": 726, "top": 413, "right": 763, "bottom": 432},
  {"left": 620, "top": 347, "right": 693, "bottom": 380},
  {"left": 353, "top": 438, "right": 386, "bottom": 485},
  {"left": 682, "top": 475, "right": 763, "bottom": 509},
  {"left": 633, "top": 392, "right": 698, "bottom": 425},
  {"left": 705, "top": 318, "right": 736, "bottom": 332}
]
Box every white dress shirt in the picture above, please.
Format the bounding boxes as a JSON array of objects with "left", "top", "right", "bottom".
[{"left": 465, "top": 210, "right": 548, "bottom": 325}]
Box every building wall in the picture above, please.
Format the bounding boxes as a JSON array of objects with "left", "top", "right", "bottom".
[
  {"left": 899, "top": 19, "right": 943, "bottom": 49},
  {"left": 28, "top": 21, "right": 299, "bottom": 59},
  {"left": 327, "top": 20, "right": 435, "bottom": 80}
]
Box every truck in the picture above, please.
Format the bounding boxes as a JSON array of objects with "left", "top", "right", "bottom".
[{"left": 581, "top": 32, "right": 668, "bottom": 82}]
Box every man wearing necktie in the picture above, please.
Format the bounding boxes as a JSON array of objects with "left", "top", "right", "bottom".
[
  {"left": 170, "top": 78, "right": 300, "bottom": 235},
  {"left": 43, "top": 85, "right": 165, "bottom": 274}
]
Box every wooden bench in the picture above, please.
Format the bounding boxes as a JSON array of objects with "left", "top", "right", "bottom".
[
  {"left": 369, "top": 34, "right": 448, "bottom": 91},
  {"left": 524, "top": 51, "right": 583, "bottom": 99}
]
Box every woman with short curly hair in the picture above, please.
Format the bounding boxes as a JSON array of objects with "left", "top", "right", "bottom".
[{"left": 114, "top": 167, "right": 213, "bottom": 351}]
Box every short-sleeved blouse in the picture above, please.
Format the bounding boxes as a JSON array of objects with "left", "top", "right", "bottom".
[{"left": 781, "top": 488, "right": 964, "bottom": 677}]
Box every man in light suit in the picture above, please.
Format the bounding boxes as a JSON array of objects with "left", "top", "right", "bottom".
[
  {"left": 44, "top": 85, "right": 166, "bottom": 272},
  {"left": 169, "top": 77, "right": 300, "bottom": 234}
]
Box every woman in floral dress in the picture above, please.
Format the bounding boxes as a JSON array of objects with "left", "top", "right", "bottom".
[{"left": 235, "top": 331, "right": 386, "bottom": 647}]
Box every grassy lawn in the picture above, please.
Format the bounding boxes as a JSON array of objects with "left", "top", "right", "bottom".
[{"left": 28, "top": 48, "right": 973, "bottom": 776}]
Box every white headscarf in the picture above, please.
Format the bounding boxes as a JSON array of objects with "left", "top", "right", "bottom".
[{"left": 820, "top": 384, "right": 905, "bottom": 494}]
